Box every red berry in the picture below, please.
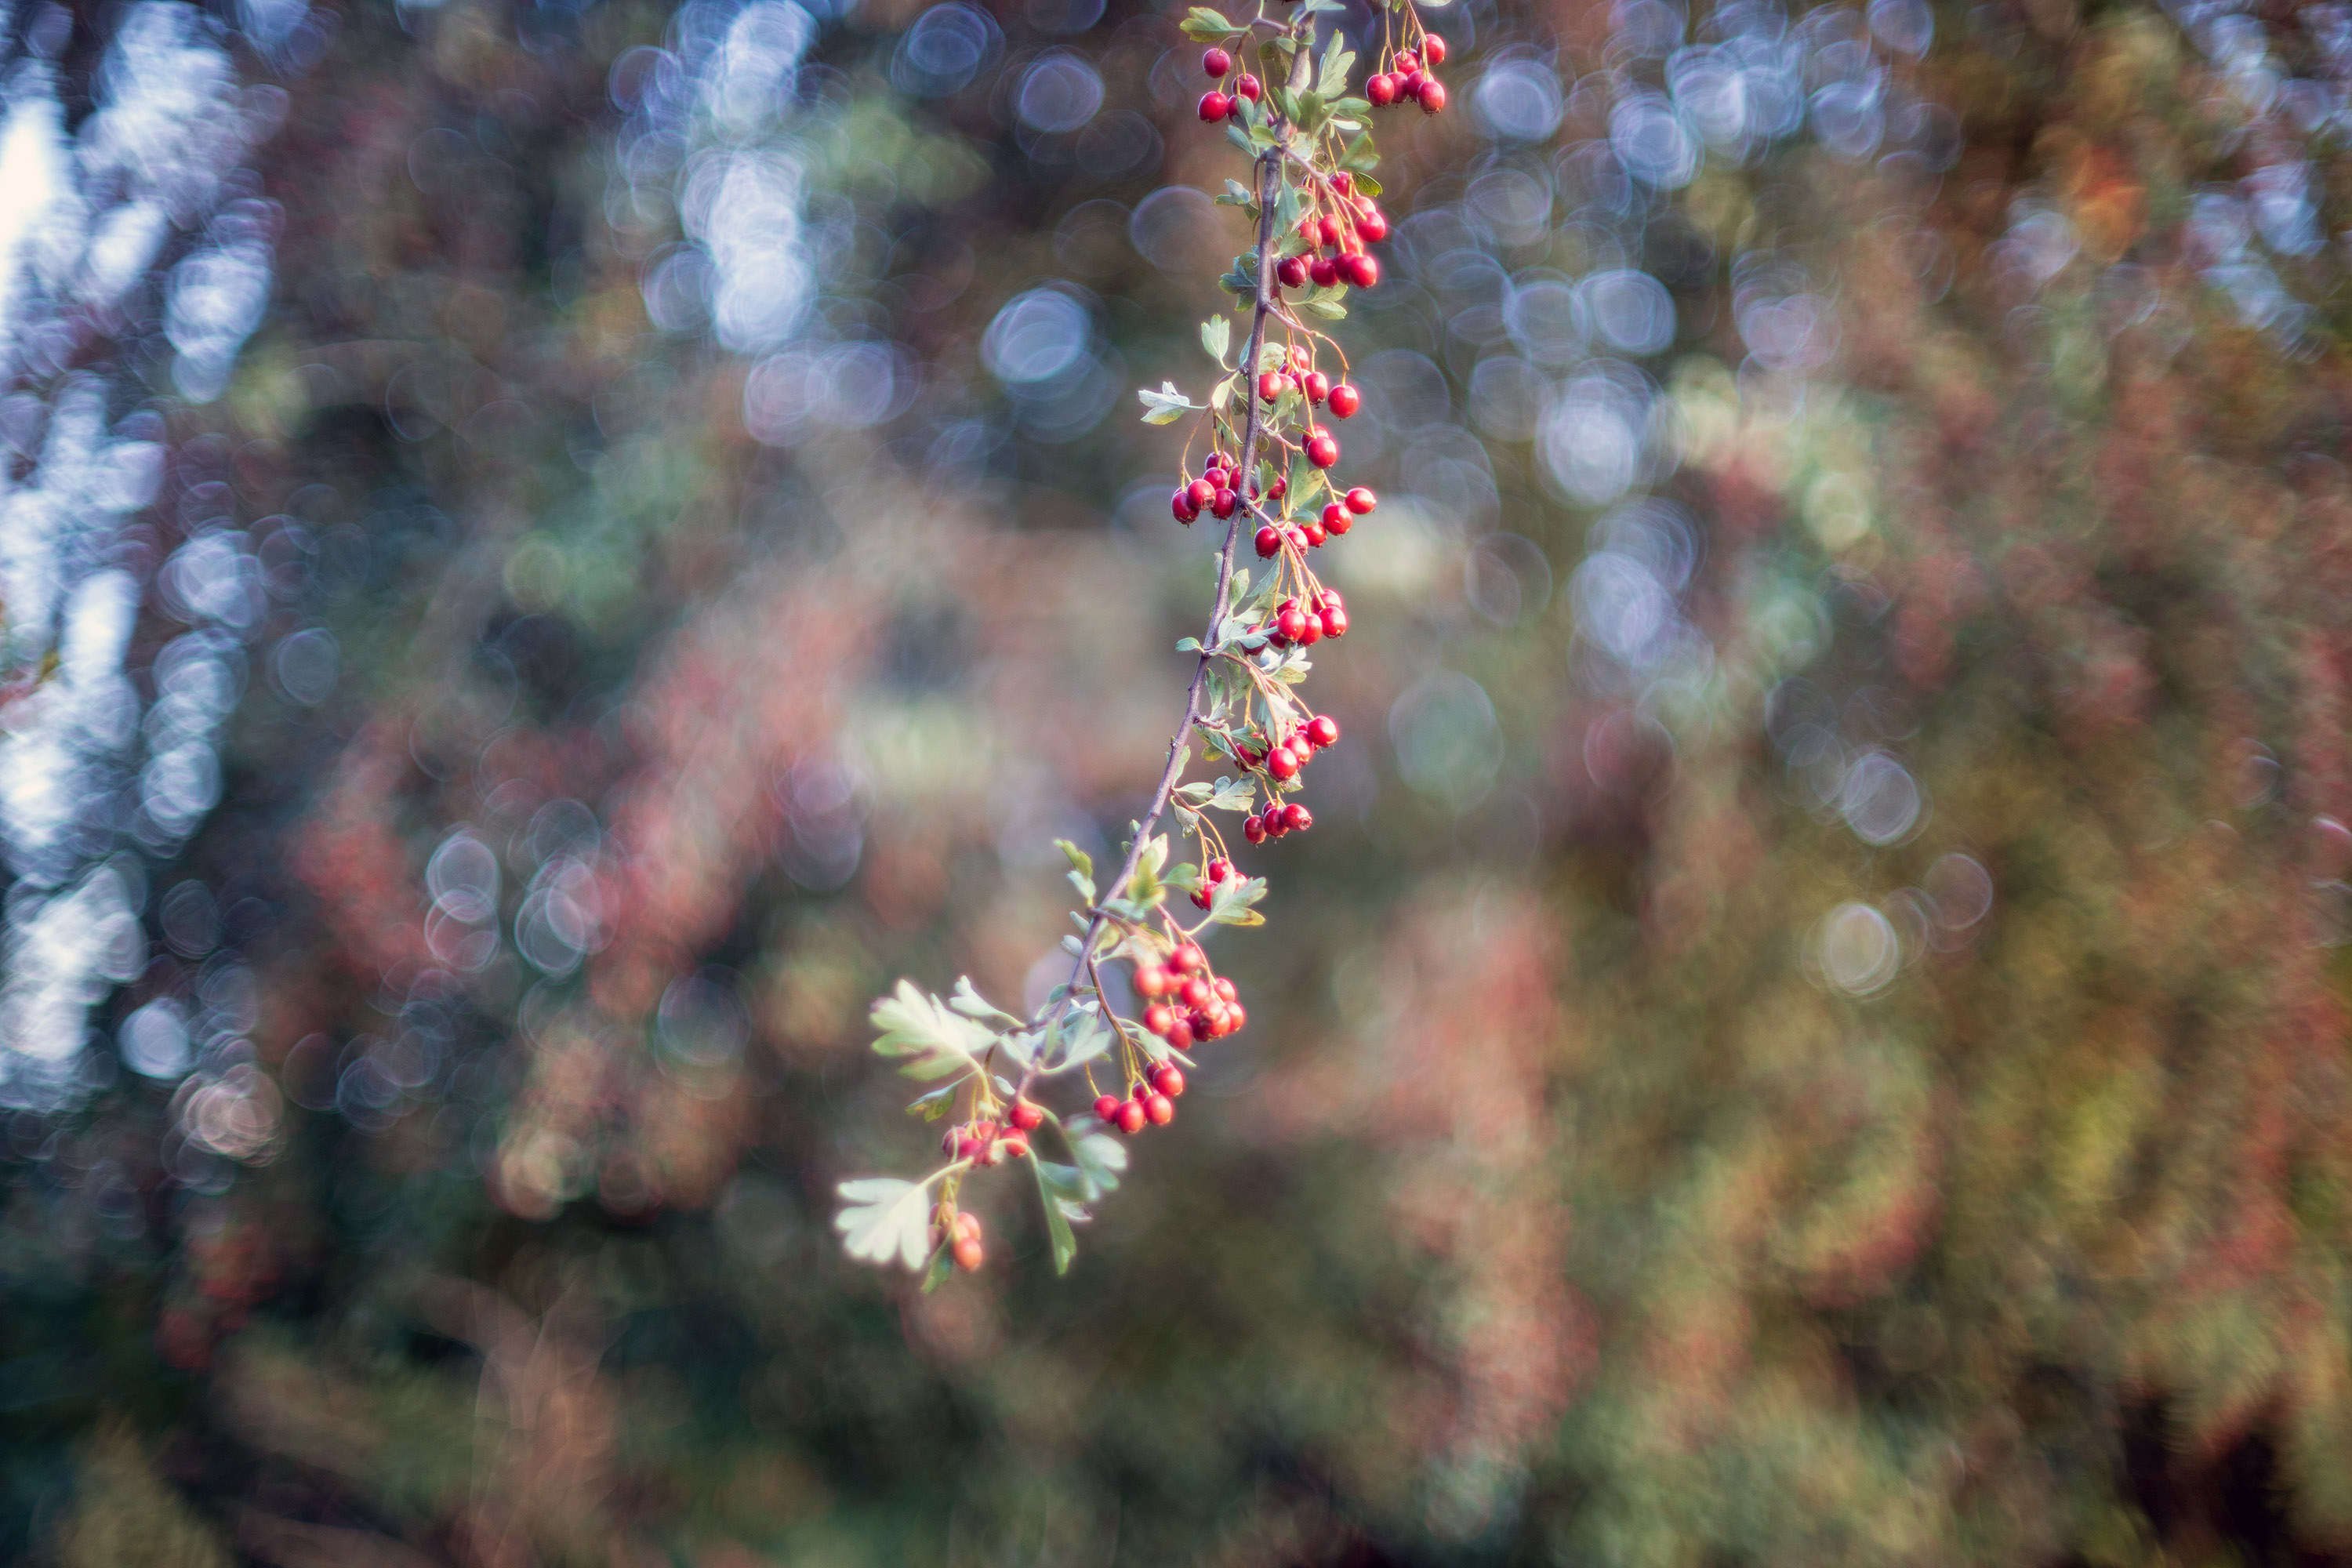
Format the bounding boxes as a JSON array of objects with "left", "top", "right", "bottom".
[
  {"left": 1419, "top": 78, "right": 1447, "bottom": 114},
  {"left": 1198, "top": 91, "right": 1230, "bottom": 122},
  {"left": 1268, "top": 745, "right": 1301, "bottom": 780},
  {"left": 1276, "top": 254, "right": 1308, "bottom": 289},
  {"left": 1268, "top": 477, "right": 1287, "bottom": 500},
  {"left": 1398, "top": 68, "right": 1425, "bottom": 99},
  {"left": 1396, "top": 49, "right": 1421, "bottom": 71},
  {"left": 1341, "top": 252, "right": 1380, "bottom": 289},
  {"left": 1212, "top": 977, "right": 1237, "bottom": 1003},
  {"left": 1282, "top": 802, "right": 1312, "bottom": 831},
  {"left": 1011, "top": 1098, "right": 1045, "bottom": 1131},
  {"left": 1191, "top": 887, "right": 1212, "bottom": 910},
  {"left": 1166, "top": 1016, "right": 1195, "bottom": 1049},
  {"left": 1301, "top": 517, "right": 1327, "bottom": 546},
  {"left": 1172, "top": 488, "right": 1200, "bottom": 524},
  {"left": 1276, "top": 603, "right": 1309, "bottom": 641},
  {"left": 1331, "top": 172, "right": 1354, "bottom": 197},
  {"left": 1423, "top": 34, "right": 1447, "bottom": 64},
  {"left": 1258, "top": 370, "right": 1286, "bottom": 403},
  {"left": 1243, "top": 815, "right": 1266, "bottom": 844},
  {"left": 1303, "top": 371, "right": 1330, "bottom": 403},
  {"left": 1192, "top": 1007, "right": 1220, "bottom": 1038},
  {"left": 1171, "top": 942, "right": 1206, "bottom": 973},
  {"left": 1367, "top": 72, "right": 1398, "bottom": 105},
  {"left": 1181, "top": 975, "right": 1212, "bottom": 1010},
  {"left": 1116, "top": 1098, "right": 1147, "bottom": 1134},
  {"left": 1203, "top": 45, "right": 1232, "bottom": 76},
  {"left": 1226, "top": 1002, "right": 1247, "bottom": 1033},
  {"left": 1145, "top": 1092, "right": 1175, "bottom": 1126},
  {"left": 1306, "top": 714, "right": 1339, "bottom": 747},
  {"left": 1318, "top": 215, "right": 1344, "bottom": 248},
  {"left": 1288, "top": 344, "right": 1311, "bottom": 372},
  {"left": 1188, "top": 477, "right": 1217, "bottom": 507},
  {"left": 1345, "top": 486, "right": 1377, "bottom": 514},
  {"left": 953, "top": 1236, "right": 985, "bottom": 1269},
  {"left": 1355, "top": 205, "right": 1389, "bottom": 243},
  {"left": 1226, "top": 94, "right": 1246, "bottom": 122},
  {"left": 1321, "top": 605, "right": 1348, "bottom": 637},
  {"left": 1094, "top": 1094, "right": 1121, "bottom": 1120},
  {"left": 1285, "top": 525, "right": 1311, "bottom": 551},
  {"left": 1212, "top": 488, "right": 1238, "bottom": 519},
  {"left": 999, "top": 1131, "right": 1030, "bottom": 1159},
  {"left": 1309, "top": 256, "right": 1339, "bottom": 289},
  {"left": 1254, "top": 525, "right": 1282, "bottom": 558},
  {"left": 1321, "top": 501, "right": 1347, "bottom": 531},
  {"left": 1306, "top": 434, "right": 1340, "bottom": 469},
  {"left": 1151, "top": 1063, "right": 1186, "bottom": 1097},
  {"left": 1327, "top": 383, "right": 1361, "bottom": 418},
  {"left": 1135, "top": 963, "right": 1171, "bottom": 997},
  {"left": 1144, "top": 1003, "right": 1175, "bottom": 1036},
  {"left": 1207, "top": 857, "right": 1234, "bottom": 882},
  {"left": 1234, "top": 72, "right": 1261, "bottom": 101},
  {"left": 1297, "top": 615, "right": 1323, "bottom": 646}
]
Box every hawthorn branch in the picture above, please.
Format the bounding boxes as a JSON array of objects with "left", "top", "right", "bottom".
[{"left": 1018, "top": 34, "right": 1308, "bottom": 1097}]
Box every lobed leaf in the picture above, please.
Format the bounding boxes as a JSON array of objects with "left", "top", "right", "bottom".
[{"left": 834, "top": 1177, "right": 933, "bottom": 1271}]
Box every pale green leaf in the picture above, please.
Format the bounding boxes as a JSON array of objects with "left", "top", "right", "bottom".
[
  {"left": 1201, "top": 314, "right": 1232, "bottom": 362},
  {"left": 1033, "top": 1156, "right": 1080, "bottom": 1273},
  {"left": 1138, "top": 381, "right": 1197, "bottom": 424},
  {"left": 834, "top": 1178, "right": 933, "bottom": 1271}
]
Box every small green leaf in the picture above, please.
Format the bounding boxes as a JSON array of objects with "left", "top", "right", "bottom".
[
  {"left": 835, "top": 1178, "right": 934, "bottom": 1271},
  {"left": 1138, "top": 381, "right": 1198, "bottom": 424},
  {"left": 871, "top": 980, "right": 993, "bottom": 1080},
  {"left": 906, "top": 1083, "right": 960, "bottom": 1120},
  {"left": 1179, "top": 5, "right": 1232, "bottom": 40},
  {"left": 1352, "top": 172, "right": 1383, "bottom": 197},
  {"left": 1200, "top": 314, "right": 1232, "bottom": 363},
  {"left": 920, "top": 1236, "right": 956, "bottom": 1293},
  {"left": 949, "top": 975, "right": 1020, "bottom": 1025},
  {"left": 1033, "top": 1157, "right": 1080, "bottom": 1274},
  {"left": 1305, "top": 298, "right": 1348, "bottom": 319},
  {"left": 1068, "top": 1130, "right": 1129, "bottom": 1200},
  {"left": 1316, "top": 32, "right": 1356, "bottom": 98},
  {"left": 1057, "top": 1015, "right": 1116, "bottom": 1071},
  {"left": 1210, "top": 873, "right": 1269, "bottom": 926}
]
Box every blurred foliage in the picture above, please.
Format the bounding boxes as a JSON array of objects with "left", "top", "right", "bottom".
[{"left": 9, "top": 0, "right": 2352, "bottom": 1561}]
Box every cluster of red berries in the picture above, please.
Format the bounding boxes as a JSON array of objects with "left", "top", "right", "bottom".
[
  {"left": 1171, "top": 448, "right": 1287, "bottom": 524},
  {"left": 1243, "top": 590, "right": 1348, "bottom": 656},
  {"left": 939, "top": 1094, "right": 1047, "bottom": 1166},
  {"left": 1255, "top": 353, "right": 1359, "bottom": 416},
  {"left": 1367, "top": 37, "right": 1448, "bottom": 114},
  {"left": 1244, "top": 798, "right": 1312, "bottom": 844},
  {"left": 1255, "top": 485, "right": 1376, "bottom": 557},
  {"left": 1274, "top": 183, "right": 1392, "bottom": 293},
  {"left": 1133, "top": 941, "right": 1244, "bottom": 1050},
  {"left": 1094, "top": 1062, "right": 1189, "bottom": 1136},
  {"left": 1195, "top": 47, "right": 1260, "bottom": 122},
  {"left": 1234, "top": 709, "right": 1339, "bottom": 785}
]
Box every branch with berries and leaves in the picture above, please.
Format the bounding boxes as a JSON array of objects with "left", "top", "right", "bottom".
[{"left": 835, "top": 0, "right": 1449, "bottom": 1287}]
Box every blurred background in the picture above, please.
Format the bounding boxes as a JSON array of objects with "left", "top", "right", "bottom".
[{"left": 5, "top": 0, "right": 2352, "bottom": 1559}]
